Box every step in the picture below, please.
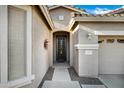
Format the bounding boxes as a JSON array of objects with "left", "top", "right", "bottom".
[
  {"left": 42, "top": 80, "right": 81, "bottom": 88},
  {"left": 81, "top": 84, "right": 106, "bottom": 88}
]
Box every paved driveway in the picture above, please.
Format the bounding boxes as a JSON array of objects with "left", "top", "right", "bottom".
[{"left": 99, "top": 74, "right": 124, "bottom": 88}]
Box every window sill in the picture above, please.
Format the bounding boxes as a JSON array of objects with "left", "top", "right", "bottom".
[{"left": 0, "top": 75, "right": 35, "bottom": 88}]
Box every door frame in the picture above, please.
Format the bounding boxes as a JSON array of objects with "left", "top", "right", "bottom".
[
  {"left": 56, "top": 35, "right": 67, "bottom": 62},
  {"left": 53, "top": 31, "right": 70, "bottom": 63}
]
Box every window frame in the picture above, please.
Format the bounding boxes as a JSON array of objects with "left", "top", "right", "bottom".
[{"left": 0, "top": 5, "right": 34, "bottom": 88}]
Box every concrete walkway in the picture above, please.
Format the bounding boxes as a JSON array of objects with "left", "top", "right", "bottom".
[
  {"left": 52, "top": 67, "right": 71, "bottom": 81},
  {"left": 41, "top": 63, "right": 106, "bottom": 88},
  {"left": 42, "top": 63, "right": 81, "bottom": 88},
  {"left": 52, "top": 63, "right": 71, "bottom": 81},
  {"left": 99, "top": 74, "right": 124, "bottom": 88}
]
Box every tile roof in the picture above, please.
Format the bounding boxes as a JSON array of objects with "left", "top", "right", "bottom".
[
  {"left": 105, "top": 8, "right": 124, "bottom": 14},
  {"left": 73, "top": 12, "right": 124, "bottom": 17}
]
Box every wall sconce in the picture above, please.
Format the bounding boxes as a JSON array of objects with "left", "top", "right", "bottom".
[
  {"left": 98, "top": 40, "right": 104, "bottom": 43},
  {"left": 44, "top": 39, "right": 48, "bottom": 49},
  {"left": 87, "top": 33, "right": 93, "bottom": 40}
]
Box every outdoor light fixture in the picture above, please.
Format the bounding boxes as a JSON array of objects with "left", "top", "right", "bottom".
[
  {"left": 98, "top": 40, "right": 104, "bottom": 43},
  {"left": 44, "top": 39, "right": 48, "bottom": 49}
]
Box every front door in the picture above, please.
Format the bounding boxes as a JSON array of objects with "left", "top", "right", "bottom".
[{"left": 56, "top": 35, "right": 67, "bottom": 62}]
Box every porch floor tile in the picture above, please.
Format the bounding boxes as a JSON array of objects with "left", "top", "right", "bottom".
[
  {"left": 52, "top": 67, "right": 71, "bottom": 81},
  {"left": 42, "top": 80, "right": 81, "bottom": 88}
]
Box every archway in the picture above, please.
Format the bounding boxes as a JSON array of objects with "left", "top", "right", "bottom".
[{"left": 53, "top": 31, "right": 70, "bottom": 64}]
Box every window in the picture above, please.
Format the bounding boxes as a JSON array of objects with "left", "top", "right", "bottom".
[
  {"left": 117, "top": 39, "right": 124, "bottom": 43},
  {"left": 0, "top": 5, "right": 34, "bottom": 87},
  {"left": 106, "top": 39, "right": 114, "bottom": 43}
]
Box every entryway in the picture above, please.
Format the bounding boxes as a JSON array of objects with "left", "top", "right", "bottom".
[
  {"left": 42, "top": 63, "right": 81, "bottom": 88},
  {"left": 53, "top": 31, "right": 70, "bottom": 64},
  {"left": 39, "top": 63, "right": 106, "bottom": 88}
]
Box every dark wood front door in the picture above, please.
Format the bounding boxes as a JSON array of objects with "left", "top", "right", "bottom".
[{"left": 56, "top": 35, "right": 67, "bottom": 62}]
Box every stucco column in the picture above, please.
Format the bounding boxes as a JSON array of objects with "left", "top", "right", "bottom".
[
  {"left": 75, "top": 44, "right": 99, "bottom": 77},
  {"left": 0, "top": 5, "right": 8, "bottom": 84},
  {"left": 50, "top": 32, "right": 53, "bottom": 66},
  {"left": 74, "top": 28, "right": 99, "bottom": 77},
  {"left": 70, "top": 32, "right": 73, "bottom": 66}
]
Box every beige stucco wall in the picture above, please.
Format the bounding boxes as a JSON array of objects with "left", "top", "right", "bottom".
[
  {"left": 78, "top": 22, "right": 124, "bottom": 75},
  {"left": 50, "top": 7, "right": 75, "bottom": 30},
  {"left": 23, "top": 6, "right": 51, "bottom": 88},
  {"left": 78, "top": 28, "right": 98, "bottom": 44},
  {"left": 78, "top": 49, "right": 98, "bottom": 77},
  {"left": 0, "top": 5, "right": 52, "bottom": 87},
  {"left": 79, "top": 28, "right": 98, "bottom": 77},
  {"left": 73, "top": 24, "right": 98, "bottom": 77},
  {"left": 79, "top": 22, "right": 124, "bottom": 32},
  {"left": 72, "top": 30, "right": 79, "bottom": 74}
]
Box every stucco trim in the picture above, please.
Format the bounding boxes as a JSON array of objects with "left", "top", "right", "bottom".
[
  {"left": 68, "top": 18, "right": 75, "bottom": 31},
  {"left": 39, "top": 5, "right": 54, "bottom": 30},
  {"left": 49, "top": 5, "right": 84, "bottom": 13},
  {"left": 72, "top": 24, "right": 124, "bottom": 36},
  {"left": 0, "top": 75, "right": 35, "bottom": 88},
  {"left": 12, "top": 5, "right": 33, "bottom": 83},
  {"left": 72, "top": 25, "right": 79, "bottom": 34},
  {"left": 0, "top": 5, "right": 8, "bottom": 84},
  {"left": 74, "top": 16, "right": 124, "bottom": 22},
  {"left": 96, "top": 31, "right": 124, "bottom": 35},
  {"left": 74, "top": 44, "right": 99, "bottom": 50}
]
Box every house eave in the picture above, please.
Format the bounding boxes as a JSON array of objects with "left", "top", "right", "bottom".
[
  {"left": 78, "top": 25, "right": 124, "bottom": 36},
  {"left": 39, "top": 5, "right": 54, "bottom": 30},
  {"left": 49, "top": 5, "right": 85, "bottom": 13},
  {"left": 68, "top": 18, "right": 75, "bottom": 31},
  {"left": 74, "top": 16, "right": 124, "bottom": 22}
]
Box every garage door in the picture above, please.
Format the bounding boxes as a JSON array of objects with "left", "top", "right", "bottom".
[{"left": 99, "top": 36, "right": 124, "bottom": 74}]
